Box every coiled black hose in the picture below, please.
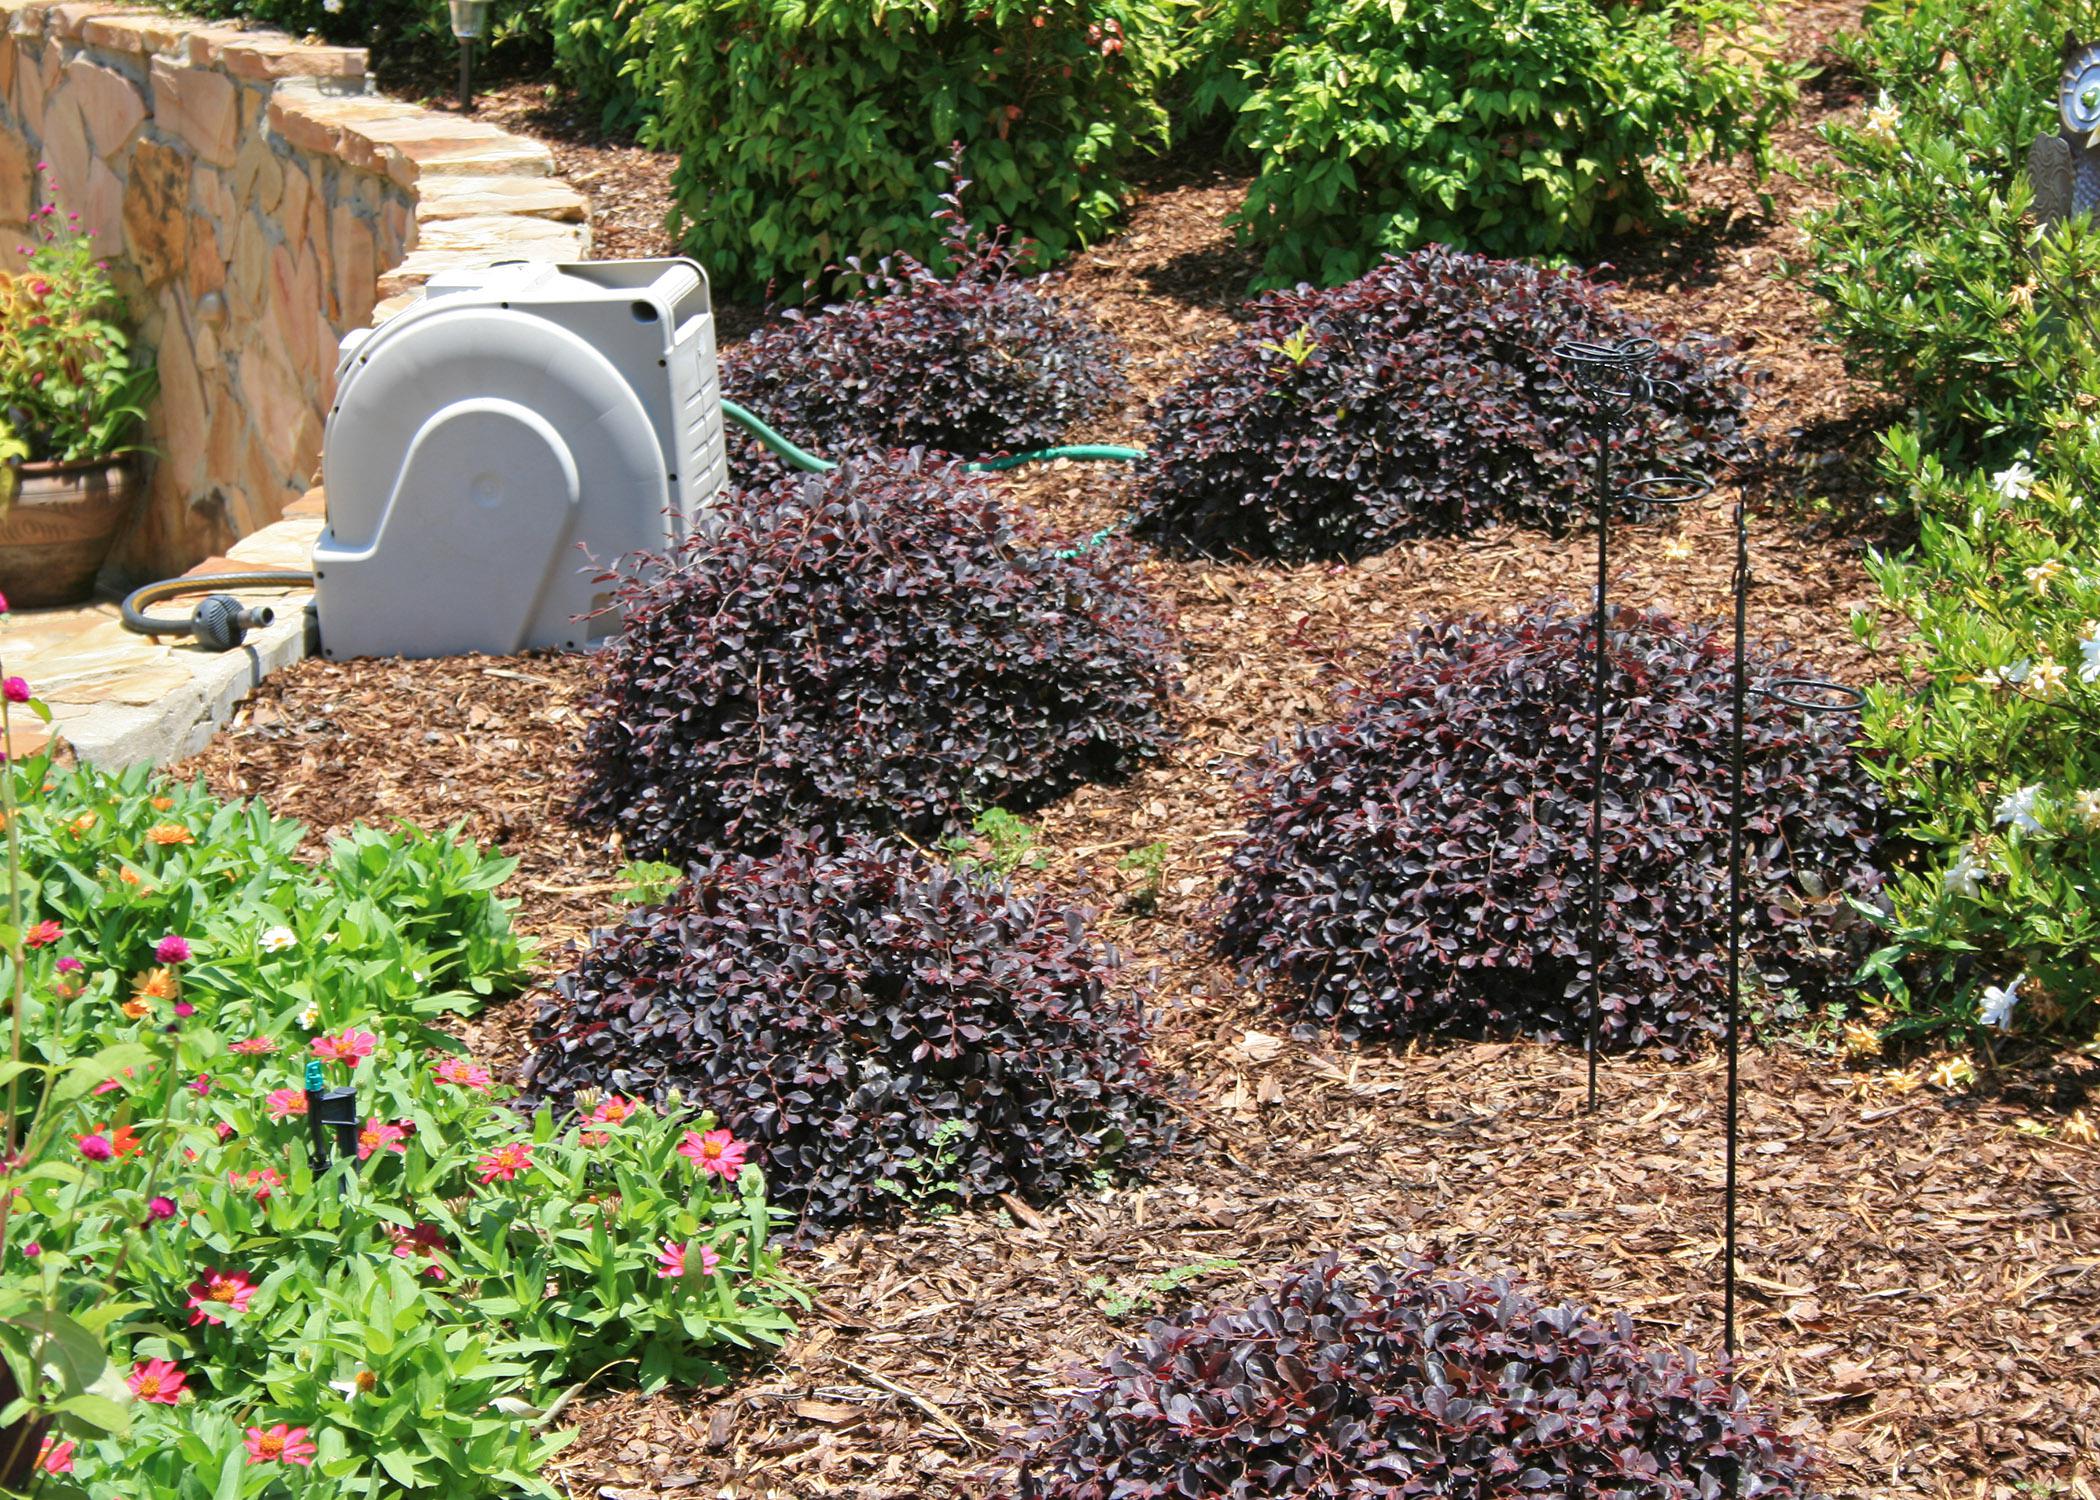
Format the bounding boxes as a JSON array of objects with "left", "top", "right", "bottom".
[{"left": 121, "top": 572, "right": 312, "bottom": 651}]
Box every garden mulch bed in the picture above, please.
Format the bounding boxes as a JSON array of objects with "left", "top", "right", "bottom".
[{"left": 173, "top": 2, "right": 2100, "bottom": 1494}]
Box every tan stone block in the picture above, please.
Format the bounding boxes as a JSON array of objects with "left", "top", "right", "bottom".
[
  {"left": 0, "top": 34, "right": 16, "bottom": 104},
  {"left": 305, "top": 174, "right": 328, "bottom": 276},
  {"left": 239, "top": 344, "right": 308, "bottom": 460},
  {"left": 266, "top": 239, "right": 321, "bottom": 381},
  {"left": 414, "top": 174, "right": 589, "bottom": 224},
  {"left": 43, "top": 3, "right": 103, "bottom": 42},
  {"left": 264, "top": 90, "right": 343, "bottom": 158},
  {"left": 228, "top": 212, "right": 266, "bottom": 318},
  {"left": 184, "top": 215, "right": 227, "bottom": 301},
  {"left": 191, "top": 318, "right": 219, "bottom": 371},
  {"left": 277, "top": 161, "right": 309, "bottom": 244},
  {"left": 227, "top": 512, "right": 322, "bottom": 566},
  {"left": 232, "top": 130, "right": 282, "bottom": 213},
  {"left": 409, "top": 214, "right": 586, "bottom": 260},
  {"left": 202, "top": 392, "right": 243, "bottom": 485},
  {"left": 63, "top": 58, "right": 144, "bottom": 158},
  {"left": 120, "top": 136, "right": 188, "bottom": 287},
  {"left": 40, "top": 88, "right": 89, "bottom": 200},
  {"left": 194, "top": 34, "right": 365, "bottom": 83},
  {"left": 80, "top": 14, "right": 185, "bottom": 55},
  {"left": 380, "top": 194, "right": 410, "bottom": 262},
  {"left": 192, "top": 161, "right": 235, "bottom": 227},
  {"left": 331, "top": 203, "right": 375, "bottom": 331},
  {"left": 81, "top": 155, "right": 121, "bottom": 252},
  {"left": 149, "top": 55, "right": 237, "bottom": 169},
  {"left": 10, "top": 39, "right": 47, "bottom": 124},
  {"left": 0, "top": 129, "right": 30, "bottom": 224},
  {"left": 153, "top": 307, "right": 208, "bottom": 490},
  {"left": 283, "top": 487, "right": 325, "bottom": 520}
]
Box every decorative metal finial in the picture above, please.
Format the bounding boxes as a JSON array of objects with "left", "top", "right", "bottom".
[{"left": 2030, "top": 34, "right": 2100, "bottom": 232}]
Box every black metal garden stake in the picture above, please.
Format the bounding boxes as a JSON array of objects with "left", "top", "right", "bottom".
[{"left": 1551, "top": 338, "right": 1669, "bottom": 1113}]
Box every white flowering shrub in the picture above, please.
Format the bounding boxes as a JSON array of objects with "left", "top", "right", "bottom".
[
  {"left": 1800, "top": 0, "right": 2100, "bottom": 456},
  {"left": 1857, "top": 408, "right": 2100, "bottom": 1041}
]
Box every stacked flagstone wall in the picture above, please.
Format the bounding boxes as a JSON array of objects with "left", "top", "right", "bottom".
[{"left": 0, "top": 1, "right": 587, "bottom": 579}]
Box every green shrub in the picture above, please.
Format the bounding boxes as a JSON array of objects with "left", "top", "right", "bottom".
[
  {"left": 1799, "top": 0, "right": 2088, "bottom": 458},
  {"left": 1164, "top": 0, "right": 1310, "bottom": 138},
  {"left": 0, "top": 757, "right": 802, "bottom": 1497},
  {"left": 544, "top": 0, "right": 661, "bottom": 133},
  {"left": 631, "top": 0, "right": 1178, "bottom": 299},
  {"left": 1856, "top": 390, "right": 2100, "bottom": 1043},
  {"left": 1224, "top": 0, "right": 1793, "bottom": 287}
]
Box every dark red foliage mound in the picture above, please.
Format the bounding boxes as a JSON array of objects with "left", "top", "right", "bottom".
[
  {"left": 522, "top": 837, "right": 1172, "bottom": 1228},
  {"left": 1134, "top": 248, "right": 1755, "bottom": 559},
  {"left": 571, "top": 451, "right": 1177, "bottom": 861},
  {"left": 1004, "top": 1255, "right": 1817, "bottom": 1498},
  {"left": 1216, "top": 604, "right": 1884, "bottom": 1050},
  {"left": 723, "top": 185, "right": 1127, "bottom": 469}
]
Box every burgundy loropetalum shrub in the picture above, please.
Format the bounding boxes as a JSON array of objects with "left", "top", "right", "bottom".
[
  {"left": 1003, "top": 1254, "right": 1817, "bottom": 1499},
  {"left": 522, "top": 837, "right": 1172, "bottom": 1228},
  {"left": 570, "top": 451, "right": 1177, "bottom": 861},
  {"left": 1216, "top": 604, "right": 1884, "bottom": 1050},
  {"left": 723, "top": 170, "right": 1128, "bottom": 470},
  {"left": 1134, "top": 247, "right": 1756, "bottom": 559}
]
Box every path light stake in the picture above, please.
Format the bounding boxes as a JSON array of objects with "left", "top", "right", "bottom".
[
  {"left": 1551, "top": 337, "right": 1668, "bottom": 1113},
  {"left": 303, "top": 1057, "right": 362, "bottom": 1195},
  {"left": 449, "top": 0, "right": 491, "bottom": 112}
]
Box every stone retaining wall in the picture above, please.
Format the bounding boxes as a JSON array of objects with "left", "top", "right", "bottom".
[{"left": 0, "top": 1, "right": 588, "bottom": 580}]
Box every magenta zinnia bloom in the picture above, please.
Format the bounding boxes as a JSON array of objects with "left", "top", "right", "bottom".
[
  {"left": 229, "top": 1036, "right": 275, "bottom": 1055},
  {"left": 678, "top": 1128, "right": 749, "bottom": 1182},
  {"left": 655, "top": 1239, "right": 686, "bottom": 1278},
  {"left": 476, "top": 1141, "right": 534, "bottom": 1184},
  {"left": 243, "top": 1424, "right": 315, "bottom": 1466},
  {"left": 3, "top": 677, "right": 29, "bottom": 704},
  {"left": 129, "top": 1357, "right": 189, "bottom": 1404},
  {"left": 147, "top": 1195, "right": 177, "bottom": 1221},
  {"left": 356, "top": 1118, "right": 409, "bottom": 1161},
  {"left": 23, "top": 920, "right": 60, "bottom": 948},
  {"left": 36, "top": 1437, "right": 73, "bottom": 1475},
  {"left": 433, "top": 1055, "right": 493, "bottom": 1090},
  {"left": 55, "top": 955, "right": 83, "bottom": 973},
  {"left": 388, "top": 1220, "right": 449, "bottom": 1280},
  {"left": 155, "top": 933, "right": 192, "bottom": 964},
  {"left": 187, "top": 1268, "right": 257, "bottom": 1325},
  {"left": 312, "top": 1028, "right": 377, "bottom": 1068},
  {"left": 76, "top": 1132, "right": 114, "bottom": 1162}
]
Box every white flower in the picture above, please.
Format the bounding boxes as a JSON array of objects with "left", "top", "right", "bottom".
[
  {"left": 2075, "top": 789, "right": 2100, "bottom": 828},
  {"left": 322, "top": 0, "right": 342, "bottom": 11},
  {"left": 1994, "top": 783, "right": 2046, "bottom": 834},
  {"left": 1860, "top": 90, "right": 1901, "bottom": 146},
  {"left": 1978, "top": 975, "right": 2023, "bottom": 1031},
  {"left": 297, "top": 1001, "right": 320, "bottom": 1029},
  {"left": 259, "top": 925, "right": 298, "bottom": 953},
  {"left": 2029, "top": 659, "right": 2068, "bottom": 695},
  {"left": 1990, "top": 461, "right": 2036, "bottom": 502},
  {"left": 1943, "top": 852, "right": 1987, "bottom": 899},
  {"left": 2025, "top": 558, "right": 2066, "bottom": 591},
  {"left": 2078, "top": 624, "right": 2100, "bottom": 683},
  {"left": 1979, "top": 660, "right": 2030, "bottom": 688}
]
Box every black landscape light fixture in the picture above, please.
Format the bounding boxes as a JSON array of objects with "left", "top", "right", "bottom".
[
  {"left": 302, "top": 1058, "right": 362, "bottom": 1189},
  {"left": 450, "top": 0, "right": 492, "bottom": 112}
]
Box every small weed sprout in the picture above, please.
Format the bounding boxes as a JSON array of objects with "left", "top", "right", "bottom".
[
  {"left": 1117, "top": 840, "right": 1168, "bottom": 913},
  {"left": 1086, "top": 1257, "right": 1243, "bottom": 1321},
  {"left": 942, "top": 809, "right": 1048, "bottom": 880},
  {"left": 874, "top": 1119, "right": 974, "bottom": 1214},
  {"left": 615, "top": 859, "right": 684, "bottom": 906}
]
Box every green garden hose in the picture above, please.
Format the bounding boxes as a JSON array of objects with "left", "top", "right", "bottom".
[{"left": 720, "top": 398, "right": 1145, "bottom": 476}]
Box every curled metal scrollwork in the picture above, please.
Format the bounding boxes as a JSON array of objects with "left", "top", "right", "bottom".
[{"left": 1754, "top": 676, "right": 1867, "bottom": 715}]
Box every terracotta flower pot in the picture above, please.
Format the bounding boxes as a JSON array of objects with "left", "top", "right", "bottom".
[{"left": 0, "top": 456, "right": 141, "bottom": 609}]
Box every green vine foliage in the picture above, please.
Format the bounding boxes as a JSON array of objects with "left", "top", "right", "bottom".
[
  {"left": 631, "top": 0, "right": 1178, "bottom": 300},
  {"left": 1799, "top": 0, "right": 2100, "bottom": 460},
  {"left": 1224, "top": 0, "right": 1795, "bottom": 287}
]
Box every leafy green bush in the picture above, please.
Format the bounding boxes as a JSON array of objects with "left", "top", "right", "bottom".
[
  {"left": 544, "top": 0, "right": 661, "bottom": 133},
  {"left": 1856, "top": 388, "right": 2100, "bottom": 1043},
  {"left": 1799, "top": 0, "right": 2084, "bottom": 457},
  {"left": 1224, "top": 0, "right": 1793, "bottom": 287},
  {"left": 631, "top": 0, "right": 1177, "bottom": 299},
  {"left": 0, "top": 756, "right": 802, "bottom": 1497},
  {"left": 1164, "top": 0, "right": 1310, "bottom": 138}
]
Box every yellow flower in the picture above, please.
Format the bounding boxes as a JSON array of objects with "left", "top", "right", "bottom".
[
  {"left": 1927, "top": 1054, "right": 1976, "bottom": 1091},
  {"left": 1839, "top": 1021, "right": 1882, "bottom": 1063},
  {"left": 2063, "top": 1110, "right": 2096, "bottom": 1145},
  {"left": 147, "top": 824, "right": 194, "bottom": 847}
]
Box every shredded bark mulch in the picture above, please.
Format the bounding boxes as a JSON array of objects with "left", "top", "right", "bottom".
[{"left": 172, "top": 3, "right": 2100, "bottom": 1494}]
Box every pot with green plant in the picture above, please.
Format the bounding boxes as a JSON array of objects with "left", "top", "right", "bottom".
[{"left": 0, "top": 184, "right": 156, "bottom": 610}]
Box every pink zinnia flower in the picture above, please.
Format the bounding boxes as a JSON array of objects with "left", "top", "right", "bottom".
[
  {"left": 187, "top": 1268, "right": 256, "bottom": 1324},
  {"left": 55, "top": 955, "right": 83, "bottom": 973},
  {"left": 155, "top": 933, "right": 192, "bottom": 964},
  {"left": 264, "top": 1087, "right": 308, "bottom": 1121},
  {"left": 76, "top": 1132, "right": 114, "bottom": 1162},
  {"left": 356, "top": 1119, "right": 409, "bottom": 1161},
  {"left": 174, "top": 1001, "right": 197, "bottom": 1018},
  {"left": 433, "top": 1056, "right": 492, "bottom": 1090},
  {"left": 230, "top": 1168, "right": 282, "bottom": 1201},
  {"left": 388, "top": 1220, "right": 449, "bottom": 1280},
  {"left": 312, "top": 1029, "right": 377, "bottom": 1068},
  {"left": 3, "top": 677, "right": 29, "bottom": 704},
  {"left": 190, "top": 1073, "right": 211, "bottom": 1095},
  {"left": 147, "top": 1195, "right": 177, "bottom": 1220},
  {"left": 22, "top": 1242, "right": 40, "bottom": 1258},
  {"left": 475, "top": 1141, "right": 533, "bottom": 1184},
  {"left": 215, "top": 1121, "right": 236, "bottom": 1141},
  {"left": 23, "top": 920, "right": 60, "bottom": 948},
  {"left": 36, "top": 1437, "right": 73, "bottom": 1475},
  {"left": 656, "top": 1240, "right": 720, "bottom": 1279},
  {"left": 229, "top": 1036, "right": 275, "bottom": 1055},
  {"left": 243, "top": 1424, "right": 315, "bottom": 1466},
  {"left": 589, "top": 1095, "right": 647, "bottom": 1125},
  {"left": 678, "top": 1128, "right": 749, "bottom": 1182},
  {"left": 129, "top": 1357, "right": 188, "bottom": 1404}
]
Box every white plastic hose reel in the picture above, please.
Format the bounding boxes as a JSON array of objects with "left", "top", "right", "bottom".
[{"left": 312, "top": 258, "right": 727, "bottom": 660}]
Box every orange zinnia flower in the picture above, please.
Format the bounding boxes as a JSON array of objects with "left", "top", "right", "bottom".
[
  {"left": 133, "top": 967, "right": 178, "bottom": 1002},
  {"left": 69, "top": 812, "right": 97, "bottom": 835},
  {"left": 118, "top": 867, "right": 142, "bottom": 886},
  {"left": 147, "top": 823, "right": 194, "bottom": 846},
  {"left": 150, "top": 796, "right": 174, "bottom": 811},
  {"left": 121, "top": 999, "right": 152, "bottom": 1020}
]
